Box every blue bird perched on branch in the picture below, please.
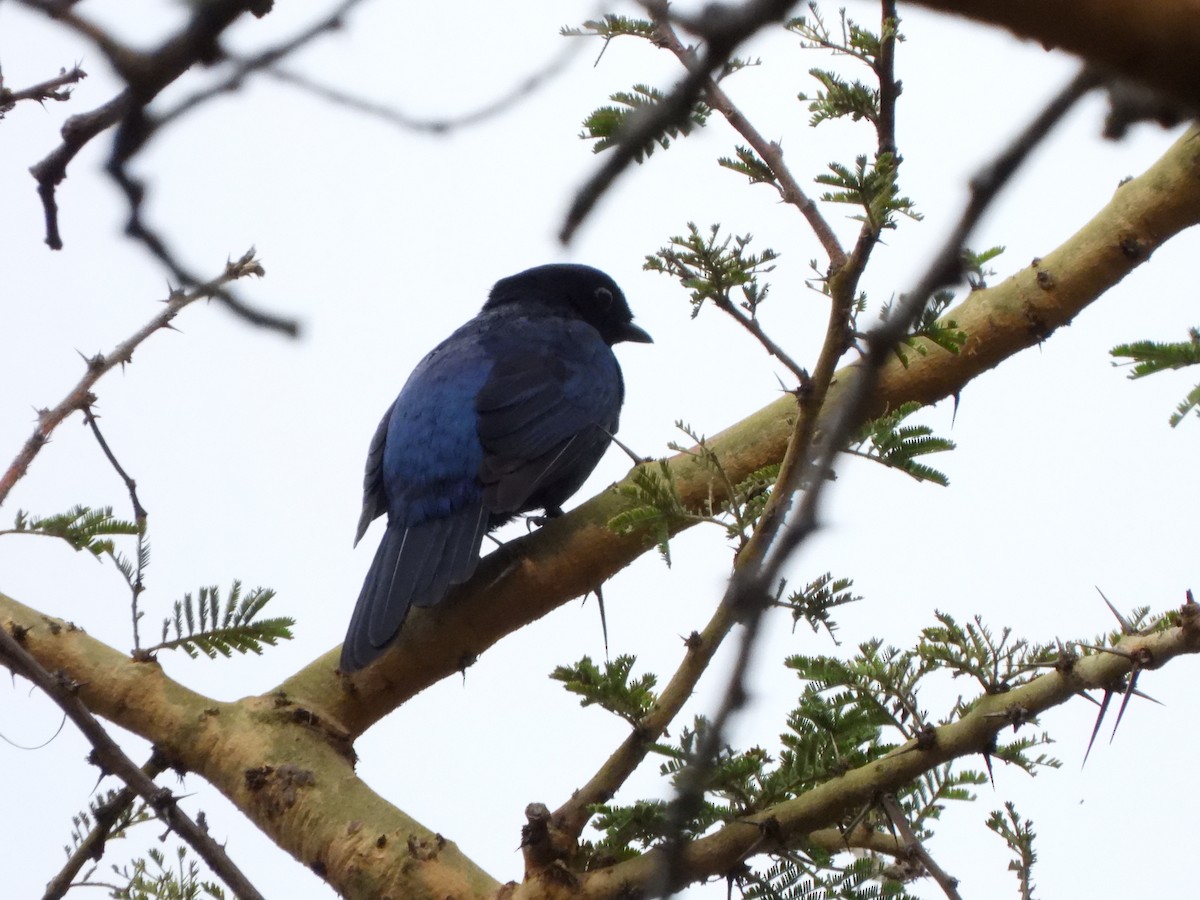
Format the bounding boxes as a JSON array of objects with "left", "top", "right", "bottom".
[{"left": 340, "top": 264, "right": 652, "bottom": 672}]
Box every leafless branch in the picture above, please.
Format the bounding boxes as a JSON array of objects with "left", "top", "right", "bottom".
[
  {"left": 880, "top": 794, "right": 963, "bottom": 900},
  {"left": 0, "top": 250, "right": 265, "bottom": 507},
  {"left": 0, "top": 63, "right": 87, "bottom": 114},
  {"left": 81, "top": 405, "right": 149, "bottom": 650},
  {"left": 253, "top": 33, "right": 582, "bottom": 134}
]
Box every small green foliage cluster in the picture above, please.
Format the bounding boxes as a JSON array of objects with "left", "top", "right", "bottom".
[
  {"left": 7, "top": 504, "right": 138, "bottom": 556},
  {"left": 582, "top": 717, "right": 779, "bottom": 866},
  {"left": 847, "top": 401, "right": 956, "bottom": 485},
  {"left": 608, "top": 457, "right": 693, "bottom": 565},
  {"left": 920, "top": 612, "right": 1057, "bottom": 699},
  {"left": 610, "top": 422, "right": 792, "bottom": 563},
  {"left": 776, "top": 571, "right": 861, "bottom": 639},
  {"left": 1111, "top": 326, "right": 1200, "bottom": 425},
  {"left": 815, "top": 154, "right": 918, "bottom": 233},
  {"left": 986, "top": 803, "right": 1039, "bottom": 900},
  {"left": 577, "top": 84, "right": 711, "bottom": 161},
  {"left": 645, "top": 223, "right": 779, "bottom": 319},
  {"left": 743, "top": 853, "right": 917, "bottom": 900},
  {"left": 109, "top": 846, "right": 225, "bottom": 900},
  {"left": 151, "top": 581, "right": 293, "bottom": 659},
  {"left": 550, "top": 654, "right": 658, "bottom": 724},
  {"left": 787, "top": 3, "right": 893, "bottom": 68}
]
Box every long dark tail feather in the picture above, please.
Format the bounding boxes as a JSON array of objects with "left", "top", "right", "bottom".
[{"left": 340, "top": 504, "right": 488, "bottom": 672}]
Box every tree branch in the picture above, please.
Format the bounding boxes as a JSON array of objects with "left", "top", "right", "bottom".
[
  {"left": 0, "top": 250, "right": 264, "bottom": 507},
  {"left": 904, "top": 0, "right": 1200, "bottom": 114}
]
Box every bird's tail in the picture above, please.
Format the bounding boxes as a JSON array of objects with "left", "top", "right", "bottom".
[{"left": 340, "top": 503, "right": 489, "bottom": 672}]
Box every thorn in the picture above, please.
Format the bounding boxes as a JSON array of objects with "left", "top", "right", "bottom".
[
  {"left": 586, "top": 584, "right": 610, "bottom": 657},
  {"left": 1110, "top": 668, "right": 1141, "bottom": 743},
  {"left": 1083, "top": 689, "right": 1113, "bottom": 766},
  {"left": 600, "top": 426, "right": 650, "bottom": 465},
  {"left": 1095, "top": 586, "right": 1136, "bottom": 634}
]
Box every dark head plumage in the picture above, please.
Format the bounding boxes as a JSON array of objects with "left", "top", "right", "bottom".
[{"left": 485, "top": 264, "right": 652, "bottom": 346}]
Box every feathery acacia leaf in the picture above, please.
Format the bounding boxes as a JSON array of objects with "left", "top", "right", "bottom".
[
  {"left": 1111, "top": 327, "right": 1200, "bottom": 426},
  {"left": 645, "top": 222, "right": 779, "bottom": 318},
  {"left": 151, "top": 581, "right": 292, "bottom": 659},
  {"left": 847, "top": 402, "right": 955, "bottom": 485},
  {"left": 579, "top": 84, "right": 710, "bottom": 161},
  {"left": 5, "top": 504, "right": 138, "bottom": 556},
  {"left": 110, "top": 845, "right": 225, "bottom": 900},
  {"left": 550, "top": 654, "right": 658, "bottom": 724}
]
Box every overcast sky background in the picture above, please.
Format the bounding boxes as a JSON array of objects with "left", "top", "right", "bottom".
[{"left": 1, "top": 2, "right": 1197, "bottom": 898}]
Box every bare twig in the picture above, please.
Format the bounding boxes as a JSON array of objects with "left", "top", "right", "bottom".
[
  {"left": 81, "top": 405, "right": 149, "bottom": 649},
  {"left": 29, "top": 90, "right": 134, "bottom": 250},
  {"left": 0, "top": 626, "right": 264, "bottom": 900},
  {"left": 880, "top": 794, "right": 963, "bottom": 900},
  {"left": 153, "top": 0, "right": 370, "bottom": 132},
  {"left": 256, "top": 34, "right": 582, "bottom": 135},
  {"left": 0, "top": 63, "right": 87, "bottom": 114},
  {"left": 0, "top": 250, "right": 265, "bottom": 507},
  {"left": 18, "top": 0, "right": 270, "bottom": 250}
]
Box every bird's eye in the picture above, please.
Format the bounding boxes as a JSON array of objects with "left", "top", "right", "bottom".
[{"left": 594, "top": 287, "right": 614, "bottom": 309}]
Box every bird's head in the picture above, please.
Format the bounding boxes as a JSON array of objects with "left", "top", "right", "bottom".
[{"left": 485, "top": 264, "right": 652, "bottom": 346}]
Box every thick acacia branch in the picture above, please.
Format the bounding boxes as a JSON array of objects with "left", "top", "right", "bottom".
[{"left": 904, "top": 0, "right": 1200, "bottom": 113}]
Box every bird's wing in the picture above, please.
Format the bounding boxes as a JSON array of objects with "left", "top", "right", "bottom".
[
  {"left": 475, "top": 328, "right": 622, "bottom": 514},
  {"left": 354, "top": 400, "right": 394, "bottom": 545}
]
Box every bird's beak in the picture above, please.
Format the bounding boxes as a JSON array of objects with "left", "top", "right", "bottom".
[{"left": 618, "top": 321, "right": 653, "bottom": 344}]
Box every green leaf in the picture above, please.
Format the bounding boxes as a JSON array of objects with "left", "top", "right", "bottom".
[
  {"left": 1111, "top": 327, "right": 1200, "bottom": 426},
  {"left": 801, "top": 68, "right": 879, "bottom": 126},
  {"left": 778, "top": 572, "right": 861, "bottom": 639},
  {"left": 814, "top": 153, "right": 919, "bottom": 232},
  {"left": 718, "top": 145, "right": 777, "bottom": 188},
  {"left": 110, "top": 845, "right": 226, "bottom": 900},
  {"left": 608, "top": 458, "right": 693, "bottom": 565},
  {"left": 579, "top": 84, "right": 710, "bottom": 161},
  {"left": 550, "top": 654, "right": 658, "bottom": 724},
  {"left": 150, "top": 581, "right": 292, "bottom": 659},
  {"left": 561, "top": 15, "right": 656, "bottom": 41},
  {"left": 987, "top": 802, "right": 1040, "bottom": 900},
  {"left": 847, "top": 401, "right": 955, "bottom": 485},
  {"left": 4, "top": 504, "right": 138, "bottom": 556},
  {"left": 644, "top": 222, "right": 779, "bottom": 318}
]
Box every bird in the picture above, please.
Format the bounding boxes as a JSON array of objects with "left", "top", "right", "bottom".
[{"left": 340, "top": 263, "right": 651, "bottom": 672}]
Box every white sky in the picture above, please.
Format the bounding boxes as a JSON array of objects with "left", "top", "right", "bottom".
[{"left": 1, "top": 2, "right": 1196, "bottom": 898}]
